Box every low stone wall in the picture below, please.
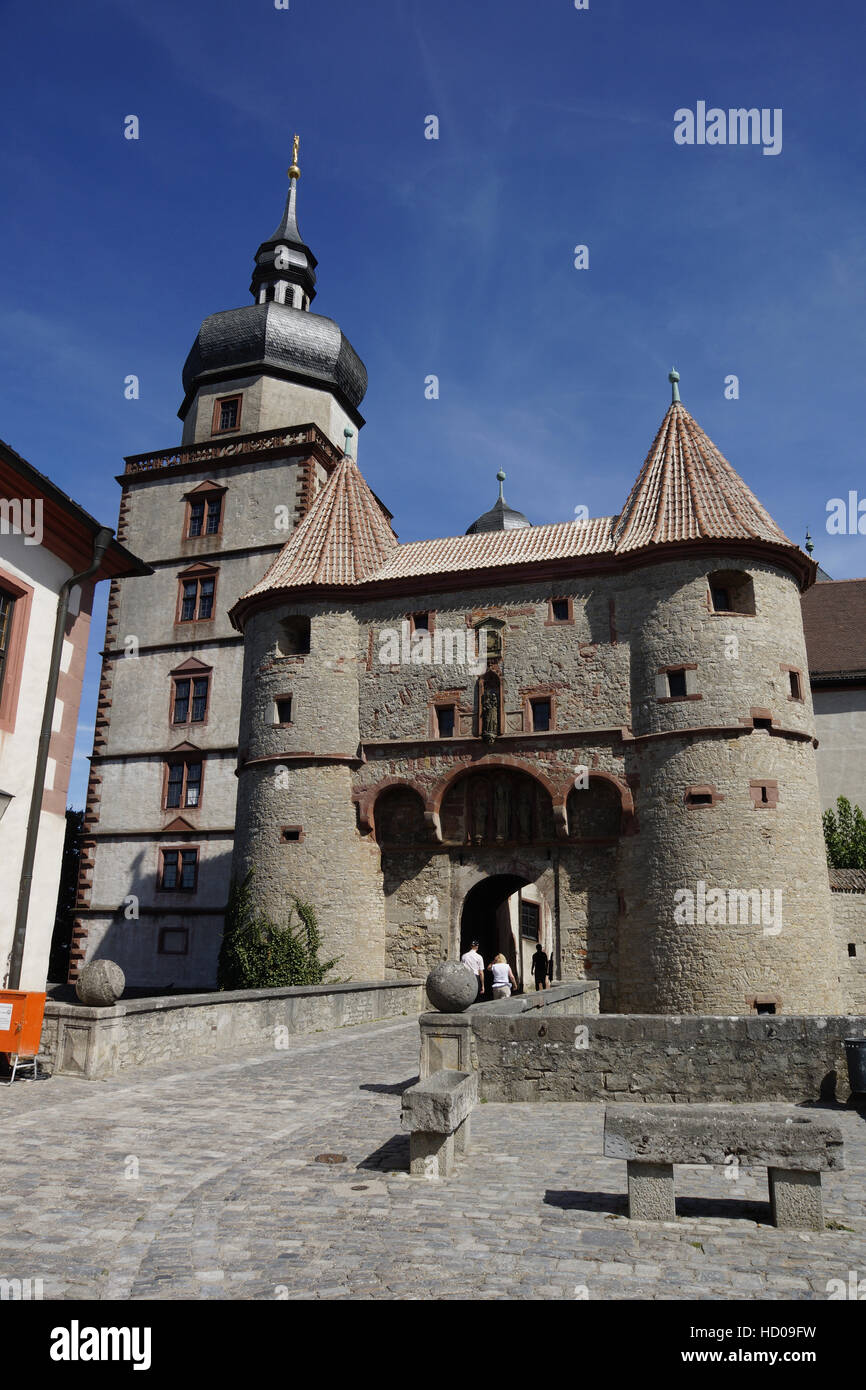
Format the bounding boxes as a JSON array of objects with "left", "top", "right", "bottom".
[
  {"left": 41, "top": 980, "right": 425, "bottom": 1079},
  {"left": 419, "top": 1008, "right": 866, "bottom": 1104},
  {"left": 419, "top": 981, "right": 600, "bottom": 1076}
]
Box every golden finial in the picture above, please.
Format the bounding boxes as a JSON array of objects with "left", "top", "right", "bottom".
[{"left": 288, "top": 133, "right": 301, "bottom": 181}]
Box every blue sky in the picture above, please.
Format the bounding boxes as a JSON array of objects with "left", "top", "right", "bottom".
[{"left": 2, "top": 0, "right": 866, "bottom": 804}]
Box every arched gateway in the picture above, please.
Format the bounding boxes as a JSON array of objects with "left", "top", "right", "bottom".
[{"left": 372, "top": 763, "right": 624, "bottom": 1005}]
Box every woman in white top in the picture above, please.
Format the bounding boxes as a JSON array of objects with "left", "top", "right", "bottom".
[{"left": 490, "top": 954, "right": 518, "bottom": 999}]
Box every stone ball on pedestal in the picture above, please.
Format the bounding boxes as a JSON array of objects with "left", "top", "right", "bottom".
[
  {"left": 76, "top": 959, "right": 125, "bottom": 1007},
  {"left": 426, "top": 961, "right": 477, "bottom": 1013}
]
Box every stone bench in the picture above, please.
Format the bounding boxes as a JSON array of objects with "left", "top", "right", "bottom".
[
  {"left": 401, "top": 1069, "right": 478, "bottom": 1178},
  {"left": 603, "top": 1104, "right": 844, "bottom": 1231}
]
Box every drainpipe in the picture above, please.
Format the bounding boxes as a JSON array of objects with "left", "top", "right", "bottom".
[{"left": 7, "top": 526, "right": 114, "bottom": 991}]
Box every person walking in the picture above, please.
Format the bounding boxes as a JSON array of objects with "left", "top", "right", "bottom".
[
  {"left": 531, "top": 943, "right": 549, "bottom": 991},
  {"left": 460, "top": 939, "right": 485, "bottom": 999},
  {"left": 490, "top": 953, "right": 517, "bottom": 1000}
]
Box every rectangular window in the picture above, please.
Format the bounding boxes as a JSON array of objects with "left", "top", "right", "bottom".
[
  {"left": 187, "top": 499, "right": 206, "bottom": 537},
  {"left": 198, "top": 577, "right": 214, "bottom": 619},
  {"left": 276, "top": 697, "right": 293, "bottom": 724},
  {"left": 173, "top": 679, "right": 190, "bottom": 724},
  {"left": 411, "top": 612, "right": 429, "bottom": 631},
  {"left": 0, "top": 590, "right": 13, "bottom": 701},
  {"left": 667, "top": 669, "right": 687, "bottom": 698},
  {"left": 180, "top": 580, "right": 197, "bottom": 622},
  {"left": 520, "top": 900, "right": 540, "bottom": 940},
  {"left": 551, "top": 599, "right": 570, "bottom": 623},
  {"left": 158, "top": 927, "right": 189, "bottom": 956},
  {"left": 172, "top": 675, "right": 209, "bottom": 724},
  {"left": 205, "top": 497, "right": 222, "bottom": 534},
  {"left": 178, "top": 574, "right": 216, "bottom": 622},
  {"left": 710, "top": 586, "right": 731, "bottom": 612},
  {"left": 212, "top": 396, "right": 241, "bottom": 433},
  {"left": 789, "top": 669, "right": 802, "bottom": 700},
  {"left": 530, "top": 698, "right": 551, "bottom": 732},
  {"left": 435, "top": 704, "right": 455, "bottom": 738},
  {"left": 160, "top": 848, "right": 198, "bottom": 891},
  {"left": 165, "top": 760, "right": 203, "bottom": 810}
]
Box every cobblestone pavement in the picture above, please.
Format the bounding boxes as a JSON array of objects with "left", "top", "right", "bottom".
[{"left": 1, "top": 1017, "right": 864, "bottom": 1300}]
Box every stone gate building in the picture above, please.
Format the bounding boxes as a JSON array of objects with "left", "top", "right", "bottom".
[{"left": 76, "top": 155, "right": 847, "bottom": 1015}]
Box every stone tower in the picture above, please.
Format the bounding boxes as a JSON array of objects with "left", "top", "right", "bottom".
[
  {"left": 229, "top": 370, "right": 843, "bottom": 1015},
  {"left": 614, "top": 380, "right": 841, "bottom": 1014},
  {"left": 74, "top": 147, "right": 369, "bottom": 987}
]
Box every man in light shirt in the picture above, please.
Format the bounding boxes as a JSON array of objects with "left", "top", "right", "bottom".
[{"left": 460, "top": 940, "right": 485, "bottom": 999}]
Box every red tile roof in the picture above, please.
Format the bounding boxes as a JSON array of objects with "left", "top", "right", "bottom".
[
  {"left": 239, "top": 400, "right": 806, "bottom": 608},
  {"left": 245, "top": 453, "right": 398, "bottom": 594},
  {"left": 614, "top": 402, "right": 793, "bottom": 552},
  {"left": 801, "top": 578, "right": 866, "bottom": 677}
]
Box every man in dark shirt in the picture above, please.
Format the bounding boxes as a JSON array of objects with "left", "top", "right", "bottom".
[{"left": 531, "top": 944, "right": 548, "bottom": 991}]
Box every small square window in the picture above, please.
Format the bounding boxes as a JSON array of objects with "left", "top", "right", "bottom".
[
  {"left": 755, "top": 1002, "right": 776, "bottom": 1016},
  {"left": 276, "top": 697, "right": 293, "bottom": 724},
  {"left": 551, "top": 599, "right": 570, "bottom": 623},
  {"left": 531, "top": 698, "right": 551, "bottom": 732},
  {"left": 753, "top": 717, "right": 772, "bottom": 731},
  {"left": 281, "top": 826, "right": 302, "bottom": 842},
  {"left": 411, "top": 612, "right": 430, "bottom": 631},
  {"left": 436, "top": 705, "right": 455, "bottom": 738},
  {"left": 667, "top": 669, "right": 687, "bottom": 698},
  {"left": 686, "top": 791, "right": 713, "bottom": 807},
  {"left": 158, "top": 927, "right": 189, "bottom": 956},
  {"left": 848, "top": 943, "right": 857, "bottom": 958}
]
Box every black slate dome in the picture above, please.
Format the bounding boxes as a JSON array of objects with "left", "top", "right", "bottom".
[
  {"left": 466, "top": 472, "right": 531, "bottom": 534},
  {"left": 181, "top": 302, "right": 368, "bottom": 415}
]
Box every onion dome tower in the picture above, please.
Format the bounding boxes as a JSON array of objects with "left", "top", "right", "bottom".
[{"left": 177, "top": 137, "right": 367, "bottom": 450}]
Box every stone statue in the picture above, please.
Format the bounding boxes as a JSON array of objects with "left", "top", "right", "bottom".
[{"left": 481, "top": 680, "right": 500, "bottom": 743}]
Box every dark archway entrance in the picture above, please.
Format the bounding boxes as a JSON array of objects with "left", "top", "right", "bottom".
[{"left": 460, "top": 874, "right": 529, "bottom": 991}]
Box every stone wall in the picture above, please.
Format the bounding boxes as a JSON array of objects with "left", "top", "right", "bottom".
[
  {"left": 41, "top": 980, "right": 424, "bottom": 1080},
  {"left": 421, "top": 1011, "right": 866, "bottom": 1103},
  {"left": 235, "top": 550, "right": 843, "bottom": 1013},
  {"left": 831, "top": 880, "right": 866, "bottom": 1013}
]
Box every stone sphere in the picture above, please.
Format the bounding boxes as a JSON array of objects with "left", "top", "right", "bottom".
[
  {"left": 76, "top": 959, "right": 125, "bottom": 1007},
  {"left": 426, "top": 961, "right": 477, "bottom": 1013}
]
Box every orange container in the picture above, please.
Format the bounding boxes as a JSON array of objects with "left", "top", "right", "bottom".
[{"left": 0, "top": 990, "right": 46, "bottom": 1061}]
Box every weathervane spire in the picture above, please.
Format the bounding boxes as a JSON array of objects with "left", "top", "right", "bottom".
[
  {"left": 669, "top": 367, "right": 681, "bottom": 404},
  {"left": 288, "top": 133, "right": 301, "bottom": 182}
]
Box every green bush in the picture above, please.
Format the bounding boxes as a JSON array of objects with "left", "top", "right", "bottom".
[
  {"left": 822, "top": 795, "right": 866, "bottom": 870},
  {"left": 217, "top": 871, "right": 339, "bottom": 990}
]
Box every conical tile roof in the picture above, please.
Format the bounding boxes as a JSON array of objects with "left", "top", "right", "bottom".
[
  {"left": 243, "top": 453, "right": 398, "bottom": 596},
  {"left": 613, "top": 400, "right": 793, "bottom": 553}
]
